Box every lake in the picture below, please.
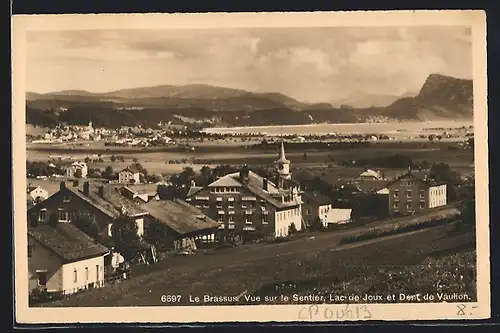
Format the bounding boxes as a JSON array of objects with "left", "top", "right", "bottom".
[{"left": 201, "top": 120, "right": 474, "bottom": 136}]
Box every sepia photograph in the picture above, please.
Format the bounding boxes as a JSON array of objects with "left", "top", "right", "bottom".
[{"left": 12, "top": 10, "right": 489, "bottom": 323}]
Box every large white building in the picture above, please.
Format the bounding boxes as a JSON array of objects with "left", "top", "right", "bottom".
[{"left": 186, "top": 140, "right": 303, "bottom": 239}]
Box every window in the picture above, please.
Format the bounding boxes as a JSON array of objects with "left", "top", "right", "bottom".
[
  {"left": 85, "top": 267, "right": 89, "bottom": 281},
  {"left": 406, "top": 190, "right": 412, "bottom": 198},
  {"left": 406, "top": 202, "right": 412, "bottom": 209},
  {"left": 63, "top": 195, "right": 71, "bottom": 203},
  {"left": 245, "top": 215, "right": 252, "bottom": 224},
  {"left": 228, "top": 200, "right": 234, "bottom": 209},
  {"left": 96, "top": 265, "right": 99, "bottom": 281},
  {"left": 393, "top": 201, "right": 399, "bottom": 209},
  {"left": 262, "top": 215, "right": 268, "bottom": 224},
  {"left": 217, "top": 215, "right": 224, "bottom": 223},
  {"left": 73, "top": 269, "right": 78, "bottom": 283},
  {"left": 306, "top": 209, "right": 311, "bottom": 216},
  {"left": 420, "top": 190, "right": 425, "bottom": 198},
  {"left": 420, "top": 201, "right": 426, "bottom": 209},
  {"left": 203, "top": 202, "right": 209, "bottom": 208},
  {"left": 28, "top": 245, "right": 33, "bottom": 259},
  {"left": 241, "top": 202, "right": 247, "bottom": 209},
  {"left": 38, "top": 210, "right": 47, "bottom": 222},
  {"left": 228, "top": 215, "right": 234, "bottom": 224},
  {"left": 393, "top": 190, "right": 399, "bottom": 198}
]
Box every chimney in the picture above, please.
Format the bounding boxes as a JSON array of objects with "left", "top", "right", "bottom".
[
  {"left": 263, "top": 178, "right": 269, "bottom": 191},
  {"left": 59, "top": 181, "right": 66, "bottom": 191},
  {"left": 239, "top": 165, "right": 250, "bottom": 183},
  {"left": 83, "top": 181, "right": 90, "bottom": 196}
]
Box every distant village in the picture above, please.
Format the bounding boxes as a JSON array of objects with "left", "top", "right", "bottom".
[
  {"left": 28, "top": 121, "right": 180, "bottom": 147},
  {"left": 24, "top": 136, "right": 476, "bottom": 304}
]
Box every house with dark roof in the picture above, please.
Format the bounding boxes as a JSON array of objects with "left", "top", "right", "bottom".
[
  {"left": 386, "top": 169, "right": 447, "bottom": 216},
  {"left": 118, "top": 164, "right": 143, "bottom": 184},
  {"left": 185, "top": 142, "right": 303, "bottom": 240},
  {"left": 143, "top": 199, "right": 220, "bottom": 250},
  {"left": 28, "top": 222, "right": 110, "bottom": 295},
  {"left": 26, "top": 184, "right": 49, "bottom": 203}
]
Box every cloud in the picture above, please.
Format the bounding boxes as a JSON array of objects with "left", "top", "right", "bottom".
[{"left": 26, "top": 26, "right": 472, "bottom": 102}]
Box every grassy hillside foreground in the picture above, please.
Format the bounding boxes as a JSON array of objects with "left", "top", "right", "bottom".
[{"left": 36, "top": 220, "right": 475, "bottom": 307}]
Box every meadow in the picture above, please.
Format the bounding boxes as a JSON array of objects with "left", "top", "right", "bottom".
[{"left": 35, "top": 219, "right": 474, "bottom": 307}]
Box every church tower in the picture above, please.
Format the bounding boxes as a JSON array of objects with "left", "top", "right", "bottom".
[{"left": 275, "top": 139, "right": 291, "bottom": 180}]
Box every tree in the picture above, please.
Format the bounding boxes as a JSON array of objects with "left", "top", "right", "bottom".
[
  {"left": 144, "top": 220, "right": 173, "bottom": 251},
  {"left": 288, "top": 223, "right": 297, "bottom": 235},
  {"left": 309, "top": 217, "right": 325, "bottom": 231},
  {"left": 152, "top": 173, "right": 164, "bottom": 183},
  {"left": 110, "top": 214, "right": 140, "bottom": 261},
  {"left": 457, "top": 198, "right": 475, "bottom": 232},
  {"left": 429, "top": 163, "right": 460, "bottom": 201},
  {"left": 175, "top": 166, "right": 196, "bottom": 187},
  {"left": 102, "top": 165, "right": 114, "bottom": 180},
  {"left": 199, "top": 166, "right": 212, "bottom": 186},
  {"left": 428, "top": 134, "right": 436, "bottom": 142},
  {"left": 110, "top": 155, "right": 117, "bottom": 163}
]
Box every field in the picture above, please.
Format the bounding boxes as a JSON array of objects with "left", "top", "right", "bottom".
[
  {"left": 36, "top": 212, "right": 474, "bottom": 307},
  {"left": 27, "top": 140, "right": 474, "bottom": 179}
]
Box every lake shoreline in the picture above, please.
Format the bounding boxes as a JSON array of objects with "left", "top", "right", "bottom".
[{"left": 201, "top": 120, "right": 474, "bottom": 135}]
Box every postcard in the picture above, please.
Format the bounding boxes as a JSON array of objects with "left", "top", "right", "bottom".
[{"left": 12, "top": 10, "right": 489, "bottom": 323}]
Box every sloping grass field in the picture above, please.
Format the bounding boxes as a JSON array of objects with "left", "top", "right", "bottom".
[{"left": 35, "top": 213, "right": 474, "bottom": 307}]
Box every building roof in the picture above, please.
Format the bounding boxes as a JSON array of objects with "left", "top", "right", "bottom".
[
  {"left": 28, "top": 223, "right": 110, "bottom": 263},
  {"left": 354, "top": 179, "right": 390, "bottom": 193},
  {"left": 225, "top": 171, "right": 299, "bottom": 208},
  {"left": 27, "top": 186, "right": 43, "bottom": 193},
  {"left": 145, "top": 199, "right": 219, "bottom": 235},
  {"left": 186, "top": 186, "right": 203, "bottom": 197},
  {"left": 302, "top": 191, "right": 332, "bottom": 205},
  {"left": 66, "top": 185, "right": 148, "bottom": 218},
  {"left": 120, "top": 164, "right": 142, "bottom": 174},
  {"left": 386, "top": 170, "right": 446, "bottom": 188},
  {"left": 208, "top": 176, "right": 243, "bottom": 187}
]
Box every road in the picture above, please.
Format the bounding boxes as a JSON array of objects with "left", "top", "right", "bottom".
[{"left": 38, "top": 217, "right": 474, "bottom": 307}]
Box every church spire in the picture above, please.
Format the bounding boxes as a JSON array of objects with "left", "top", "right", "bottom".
[
  {"left": 278, "top": 139, "right": 289, "bottom": 163},
  {"left": 276, "top": 135, "right": 291, "bottom": 181}
]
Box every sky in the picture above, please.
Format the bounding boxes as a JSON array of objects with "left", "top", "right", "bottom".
[{"left": 26, "top": 26, "right": 472, "bottom": 103}]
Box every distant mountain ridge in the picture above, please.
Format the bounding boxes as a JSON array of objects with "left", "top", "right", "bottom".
[{"left": 26, "top": 73, "right": 473, "bottom": 127}]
